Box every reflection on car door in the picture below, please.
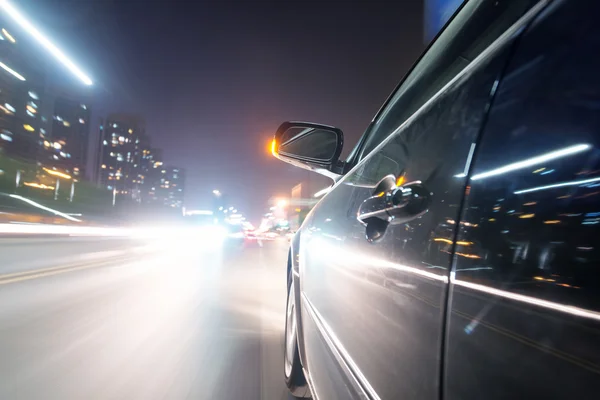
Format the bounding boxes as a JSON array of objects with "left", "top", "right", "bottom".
[
  {"left": 445, "top": 1, "right": 600, "bottom": 399},
  {"left": 298, "top": 6, "right": 541, "bottom": 399}
]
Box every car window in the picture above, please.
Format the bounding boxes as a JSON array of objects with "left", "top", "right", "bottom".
[
  {"left": 356, "top": 0, "right": 538, "bottom": 161},
  {"left": 446, "top": 2, "right": 600, "bottom": 398}
]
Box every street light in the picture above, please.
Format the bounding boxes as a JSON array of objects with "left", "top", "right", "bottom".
[
  {"left": 277, "top": 199, "right": 287, "bottom": 208},
  {"left": 0, "top": 0, "right": 93, "bottom": 85}
]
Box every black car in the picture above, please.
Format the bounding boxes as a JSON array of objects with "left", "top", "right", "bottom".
[{"left": 274, "top": 1, "right": 600, "bottom": 399}]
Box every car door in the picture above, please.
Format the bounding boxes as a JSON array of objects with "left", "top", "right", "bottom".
[
  {"left": 445, "top": 1, "right": 600, "bottom": 399},
  {"left": 298, "top": 1, "right": 544, "bottom": 399}
]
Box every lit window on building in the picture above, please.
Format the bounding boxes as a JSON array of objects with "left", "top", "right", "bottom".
[
  {"left": 28, "top": 91, "right": 39, "bottom": 100},
  {"left": 79, "top": 118, "right": 85, "bottom": 124},
  {"left": 103, "top": 140, "right": 108, "bottom": 146},
  {"left": 113, "top": 123, "right": 117, "bottom": 128}
]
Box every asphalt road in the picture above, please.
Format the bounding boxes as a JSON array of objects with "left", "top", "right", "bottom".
[{"left": 0, "top": 234, "right": 293, "bottom": 400}]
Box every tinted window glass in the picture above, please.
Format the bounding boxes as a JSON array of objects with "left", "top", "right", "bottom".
[
  {"left": 357, "top": 0, "right": 536, "bottom": 160},
  {"left": 446, "top": 2, "right": 600, "bottom": 398}
]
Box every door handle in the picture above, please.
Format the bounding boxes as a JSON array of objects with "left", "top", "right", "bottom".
[{"left": 357, "top": 180, "right": 431, "bottom": 242}]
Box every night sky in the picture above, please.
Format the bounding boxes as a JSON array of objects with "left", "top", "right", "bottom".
[{"left": 19, "top": 0, "right": 424, "bottom": 219}]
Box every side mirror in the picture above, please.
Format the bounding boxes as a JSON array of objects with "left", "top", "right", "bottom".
[{"left": 272, "top": 121, "right": 344, "bottom": 178}]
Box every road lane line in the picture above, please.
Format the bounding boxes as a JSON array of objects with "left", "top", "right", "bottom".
[{"left": 0, "top": 256, "right": 137, "bottom": 285}]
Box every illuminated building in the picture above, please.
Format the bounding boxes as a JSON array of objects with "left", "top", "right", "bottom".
[
  {"left": 0, "top": 11, "right": 93, "bottom": 180},
  {"left": 96, "top": 114, "right": 146, "bottom": 201},
  {"left": 145, "top": 165, "right": 185, "bottom": 208},
  {"left": 0, "top": 19, "right": 47, "bottom": 162},
  {"left": 48, "top": 95, "right": 91, "bottom": 178}
]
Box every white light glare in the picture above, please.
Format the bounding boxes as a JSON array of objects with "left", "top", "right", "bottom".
[
  {"left": 0, "top": 61, "right": 25, "bottom": 81},
  {"left": 9, "top": 194, "right": 81, "bottom": 222},
  {"left": 469, "top": 144, "right": 590, "bottom": 181},
  {"left": 314, "top": 186, "right": 332, "bottom": 198},
  {"left": 514, "top": 176, "right": 600, "bottom": 195},
  {"left": 0, "top": 1, "right": 93, "bottom": 85}
]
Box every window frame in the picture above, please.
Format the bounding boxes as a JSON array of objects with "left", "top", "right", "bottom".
[
  {"left": 343, "top": 0, "right": 470, "bottom": 172},
  {"left": 345, "top": 0, "right": 539, "bottom": 170}
]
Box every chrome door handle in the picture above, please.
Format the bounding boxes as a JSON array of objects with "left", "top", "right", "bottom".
[{"left": 357, "top": 180, "right": 431, "bottom": 242}]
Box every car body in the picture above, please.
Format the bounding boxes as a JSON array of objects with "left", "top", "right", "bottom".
[{"left": 274, "top": 1, "right": 600, "bottom": 399}]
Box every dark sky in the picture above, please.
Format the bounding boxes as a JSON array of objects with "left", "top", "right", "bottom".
[{"left": 20, "top": 0, "right": 424, "bottom": 219}]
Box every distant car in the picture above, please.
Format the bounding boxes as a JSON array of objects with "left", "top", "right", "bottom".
[
  {"left": 273, "top": 1, "right": 600, "bottom": 399},
  {"left": 223, "top": 223, "right": 245, "bottom": 250},
  {"left": 242, "top": 230, "right": 263, "bottom": 247}
]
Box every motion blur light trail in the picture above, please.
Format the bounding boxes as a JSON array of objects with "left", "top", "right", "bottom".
[
  {"left": 0, "top": 231, "right": 291, "bottom": 399},
  {"left": 0, "top": 0, "right": 93, "bottom": 85},
  {"left": 9, "top": 194, "right": 81, "bottom": 222}
]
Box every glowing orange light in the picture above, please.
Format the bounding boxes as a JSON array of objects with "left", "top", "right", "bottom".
[
  {"left": 519, "top": 213, "right": 535, "bottom": 219},
  {"left": 396, "top": 175, "right": 405, "bottom": 187},
  {"left": 544, "top": 220, "right": 560, "bottom": 224},
  {"left": 434, "top": 238, "right": 473, "bottom": 246},
  {"left": 270, "top": 138, "right": 277, "bottom": 156},
  {"left": 456, "top": 240, "right": 473, "bottom": 246},
  {"left": 456, "top": 252, "right": 481, "bottom": 259},
  {"left": 43, "top": 168, "right": 71, "bottom": 180},
  {"left": 534, "top": 276, "right": 556, "bottom": 282},
  {"left": 24, "top": 182, "right": 54, "bottom": 190}
]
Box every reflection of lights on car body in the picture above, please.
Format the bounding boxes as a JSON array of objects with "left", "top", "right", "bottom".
[{"left": 454, "top": 144, "right": 591, "bottom": 180}]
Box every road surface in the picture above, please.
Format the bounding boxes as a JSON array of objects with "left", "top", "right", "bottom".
[{"left": 0, "top": 234, "right": 294, "bottom": 399}]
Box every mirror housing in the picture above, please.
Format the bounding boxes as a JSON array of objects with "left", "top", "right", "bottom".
[{"left": 272, "top": 121, "right": 344, "bottom": 179}]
